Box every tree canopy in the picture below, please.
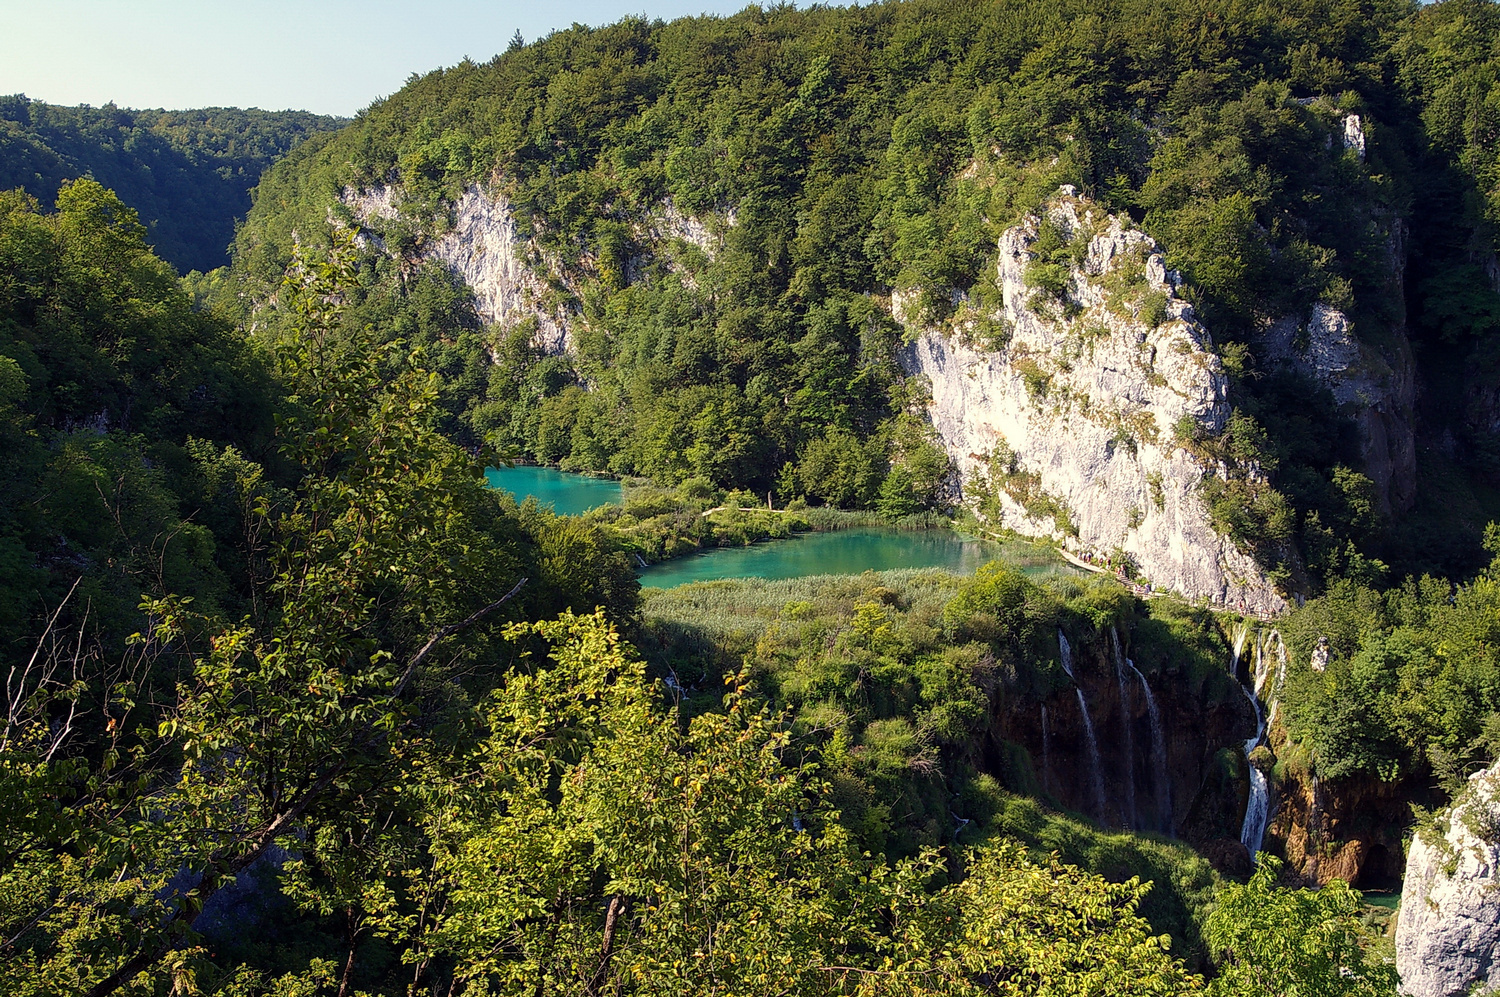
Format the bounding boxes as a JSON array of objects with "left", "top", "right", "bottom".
[{"left": 0, "top": 95, "right": 343, "bottom": 272}]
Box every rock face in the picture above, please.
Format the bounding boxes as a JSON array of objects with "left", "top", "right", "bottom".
[
  {"left": 1269, "top": 767, "right": 1413, "bottom": 890},
  {"left": 898, "top": 193, "right": 1285, "bottom": 614},
  {"left": 1397, "top": 762, "right": 1500, "bottom": 997},
  {"left": 1258, "top": 298, "right": 1417, "bottom": 517},
  {"left": 428, "top": 187, "right": 576, "bottom": 354},
  {"left": 993, "top": 625, "right": 1252, "bottom": 843},
  {"left": 342, "top": 184, "right": 728, "bottom": 357},
  {"left": 344, "top": 184, "right": 577, "bottom": 354}
]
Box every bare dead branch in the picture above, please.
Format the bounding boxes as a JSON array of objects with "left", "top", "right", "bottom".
[
  {"left": 391, "top": 577, "right": 527, "bottom": 698},
  {"left": 5, "top": 578, "right": 88, "bottom": 758}
]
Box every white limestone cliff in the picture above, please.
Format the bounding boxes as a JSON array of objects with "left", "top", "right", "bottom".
[
  {"left": 1397, "top": 762, "right": 1500, "bottom": 997},
  {"left": 342, "top": 184, "right": 728, "bottom": 357},
  {"left": 898, "top": 192, "right": 1286, "bottom": 614},
  {"left": 343, "top": 184, "right": 576, "bottom": 354}
]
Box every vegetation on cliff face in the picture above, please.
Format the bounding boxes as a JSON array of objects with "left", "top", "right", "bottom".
[
  {"left": 226, "top": 0, "right": 1500, "bottom": 596},
  {"left": 0, "top": 178, "right": 1395, "bottom": 993},
  {"left": 0, "top": 95, "right": 343, "bottom": 272}
]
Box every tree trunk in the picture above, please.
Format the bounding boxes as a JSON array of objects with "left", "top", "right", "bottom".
[
  {"left": 584, "top": 895, "right": 627, "bottom": 996},
  {"left": 337, "top": 911, "right": 359, "bottom": 997}
]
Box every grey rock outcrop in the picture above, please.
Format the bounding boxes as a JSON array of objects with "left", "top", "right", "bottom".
[
  {"left": 1258, "top": 299, "right": 1417, "bottom": 516},
  {"left": 1344, "top": 113, "right": 1367, "bottom": 160},
  {"left": 429, "top": 187, "right": 575, "bottom": 354},
  {"left": 898, "top": 192, "right": 1285, "bottom": 614},
  {"left": 342, "top": 185, "right": 729, "bottom": 358},
  {"left": 344, "top": 184, "right": 576, "bottom": 354},
  {"left": 1397, "top": 762, "right": 1500, "bottom": 997}
]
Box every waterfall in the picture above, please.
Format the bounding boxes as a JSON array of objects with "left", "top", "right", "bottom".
[
  {"left": 1127, "top": 659, "right": 1172, "bottom": 834},
  {"left": 634, "top": 552, "right": 649, "bottom": 568},
  {"left": 1265, "top": 631, "right": 1288, "bottom": 730},
  {"left": 1076, "top": 688, "right": 1108, "bottom": 819},
  {"left": 1058, "top": 629, "right": 1074, "bottom": 679},
  {"left": 1253, "top": 633, "right": 1265, "bottom": 694},
  {"left": 1235, "top": 626, "right": 1288, "bottom": 863},
  {"left": 1231, "top": 623, "right": 1250, "bottom": 678},
  {"left": 1110, "top": 628, "right": 1139, "bottom": 829},
  {"left": 1040, "top": 703, "right": 1052, "bottom": 794},
  {"left": 1239, "top": 679, "right": 1270, "bottom": 861}
]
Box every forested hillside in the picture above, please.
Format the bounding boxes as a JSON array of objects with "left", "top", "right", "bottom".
[
  {"left": 231, "top": 0, "right": 1500, "bottom": 596},
  {"left": 2, "top": 179, "right": 1390, "bottom": 996},
  {"left": 16, "top": 0, "right": 1500, "bottom": 992},
  {"left": 0, "top": 96, "right": 343, "bottom": 271}
]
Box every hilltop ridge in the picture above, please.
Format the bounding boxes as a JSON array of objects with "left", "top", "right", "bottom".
[{"left": 0, "top": 94, "right": 344, "bottom": 271}]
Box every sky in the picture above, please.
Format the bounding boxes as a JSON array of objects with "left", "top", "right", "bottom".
[{"left": 0, "top": 0, "right": 758, "bottom": 118}]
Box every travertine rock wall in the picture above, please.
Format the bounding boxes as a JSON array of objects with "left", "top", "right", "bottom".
[
  {"left": 342, "top": 184, "right": 728, "bottom": 358},
  {"left": 343, "top": 184, "right": 576, "bottom": 354},
  {"left": 1397, "top": 762, "right": 1500, "bottom": 997},
  {"left": 899, "top": 192, "right": 1286, "bottom": 614}
]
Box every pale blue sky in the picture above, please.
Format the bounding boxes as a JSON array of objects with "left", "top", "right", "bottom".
[{"left": 0, "top": 0, "right": 760, "bottom": 117}]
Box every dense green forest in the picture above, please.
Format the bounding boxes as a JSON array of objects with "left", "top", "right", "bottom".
[
  {"left": 230, "top": 0, "right": 1500, "bottom": 594},
  {"left": 1281, "top": 530, "right": 1500, "bottom": 790},
  {"left": 21, "top": 0, "right": 1500, "bottom": 991},
  {"left": 0, "top": 179, "right": 1400, "bottom": 994},
  {"left": 0, "top": 96, "right": 343, "bottom": 272}
]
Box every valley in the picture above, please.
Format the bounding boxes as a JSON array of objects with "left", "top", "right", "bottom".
[{"left": 11, "top": 0, "right": 1500, "bottom": 993}]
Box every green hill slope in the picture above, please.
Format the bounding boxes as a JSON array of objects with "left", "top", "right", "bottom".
[
  {"left": 230, "top": 0, "right": 1500, "bottom": 594},
  {"left": 0, "top": 95, "right": 344, "bottom": 272}
]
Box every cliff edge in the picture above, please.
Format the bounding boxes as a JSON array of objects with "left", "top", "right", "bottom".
[
  {"left": 1397, "top": 761, "right": 1500, "bottom": 997},
  {"left": 899, "top": 192, "right": 1286, "bottom": 614}
]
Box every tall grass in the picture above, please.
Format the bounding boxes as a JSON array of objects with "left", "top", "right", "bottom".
[
  {"left": 794, "top": 506, "right": 952, "bottom": 532},
  {"left": 643, "top": 567, "right": 966, "bottom": 647}
]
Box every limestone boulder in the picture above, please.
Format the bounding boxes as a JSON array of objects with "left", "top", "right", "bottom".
[{"left": 1397, "top": 763, "right": 1500, "bottom": 996}]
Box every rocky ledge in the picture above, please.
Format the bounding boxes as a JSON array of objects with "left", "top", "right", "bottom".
[
  {"left": 898, "top": 191, "right": 1285, "bottom": 614},
  {"left": 1397, "top": 761, "right": 1500, "bottom": 997}
]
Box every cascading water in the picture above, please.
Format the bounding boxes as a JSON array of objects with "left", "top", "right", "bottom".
[
  {"left": 1231, "top": 623, "right": 1249, "bottom": 677},
  {"left": 1076, "top": 688, "right": 1108, "bottom": 819},
  {"left": 1238, "top": 680, "right": 1270, "bottom": 861},
  {"left": 1127, "top": 659, "right": 1171, "bottom": 834},
  {"left": 1264, "top": 632, "right": 1288, "bottom": 730},
  {"left": 1110, "top": 628, "right": 1138, "bottom": 829},
  {"left": 1253, "top": 631, "right": 1268, "bottom": 695},
  {"left": 1235, "top": 626, "right": 1287, "bottom": 863},
  {"left": 1058, "top": 629, "right": 1074, "bottom": 679}
]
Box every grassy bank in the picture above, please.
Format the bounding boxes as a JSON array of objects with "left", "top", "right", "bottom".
[{"left": 582, "top": 478, "right": 963, "bottom": 565}]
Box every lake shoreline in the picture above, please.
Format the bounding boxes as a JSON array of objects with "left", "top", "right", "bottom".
[
  {"left": 487, "top": 465, "right": 1083, "bottom": 589},
  {"left": 637, "top": 525, "right": 1083, "bottom": 589}
]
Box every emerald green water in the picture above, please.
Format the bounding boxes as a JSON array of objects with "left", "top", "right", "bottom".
[
  {"left": 484, "top": 465, "right": 623, "bottom": 516},
  {"left": 482, "top": 469, "right": 1076, "bottom": 587},
  {"left": 639, "top": 528, "right": 1067, "bottom": 589}
]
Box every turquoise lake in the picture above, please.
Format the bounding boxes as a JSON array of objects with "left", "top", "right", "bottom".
[
  {"left": 639, "top": 528, "right": 1068, "bottom": 588},
  {"left": 484, "top": 465, "right": 623, "bottom": 516},
  {"left": 483, "top": 466, "right": 1078, "bottom": 588}
]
